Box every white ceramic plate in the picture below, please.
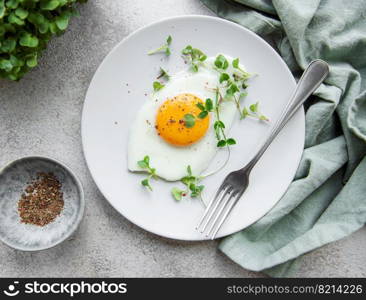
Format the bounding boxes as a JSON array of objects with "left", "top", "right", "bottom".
[{"left": 82, "top": 16, "right": 304, "bottom": 240}]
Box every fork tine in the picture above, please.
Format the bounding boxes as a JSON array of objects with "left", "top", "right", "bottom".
[
  {"left": 199, "top": 185, "right": 232, "bottom": 233},
  {"left": 196, "top": 183, "right": 230, "bottom": 232},
  {"left": 206, "top": 190, "right": 237, "bottom": 238},
  {"left": 209, "top": 192, "right": 240, "bottom": 239}
]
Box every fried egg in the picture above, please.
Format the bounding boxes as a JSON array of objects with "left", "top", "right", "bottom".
[{"left": 128, "top": 55, "right": 239, "bottom": 181}]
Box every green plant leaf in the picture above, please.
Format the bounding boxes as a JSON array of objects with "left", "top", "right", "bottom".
[
  {"left": 196, "top": 102, "right": 205, "bottom": 111},
  {"left": 232, "top": 58, "right": 239, "bottom": 68},
  {"left": 214, "top": 54, "right": 229, "bottom": 70},
  {"left": 1, "top": 38, "right": 16, "bottom": 52},
  {"left": 171, "top": 187, "right": 184, "bottom": 201},
  {"left": 219, "top": 72, "right": 230, "bottom": 83},
  {"left": 205, "top": 98, "right": 213, "bottom": 111},
  {"left": 8, "top": 12, "right": 24, "bottom": 25},
  {"left": 6, "top": 0, "right": 19, "bottom": 10},
  {"left": 55, "top": 14, "right": 70, "bottom": 30},
  {"left": 19, "top": 33, "right": 39, "bottom": 47},
  {"left": 14, "top": 7, "right": 28, "bottom": 19},
  {"left": 0, "top": 0, "right": 87, "bottom": 81},
  {"left": 153, "top": 81, "right": 164, "bottom": 92},
  {"left": 41, "top": 0, "right": 60, "bottom": 11},
  {"left": 198, "top": 111, "right": 208, "bottom": 119},
  {"left": 250, "top": 102, "right": 259, "bottom": 113},
  {"left": 0, "top": 59, "right": 13, "bottom": 71},
  {"left": 183, "top": 114, "right": 195, "bottom": 128},
  {"left": 217, "top": 140, "right": 227, "bottom": 147},
  {"left": 137, "top": 160, "right": 148, "bottom": 169},
  {"left": 226, "top": 138, "right": 236, "bottom": 145},
  {"left": 141, "top": 179, "right": 152, "bottom": 191},
  {"left": 26, "top": 56, "right": 37, "bottom": 68}
]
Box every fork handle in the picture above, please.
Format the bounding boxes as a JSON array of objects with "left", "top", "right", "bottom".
[{"left": 245, "top": 59, "right": 329, "bottom": 170}]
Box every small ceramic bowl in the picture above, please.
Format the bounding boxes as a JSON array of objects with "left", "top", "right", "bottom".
[{"left": 0, "top": 156, "right": 84, "bottom": 251}]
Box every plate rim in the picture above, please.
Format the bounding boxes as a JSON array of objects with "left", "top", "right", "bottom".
[{"left": 81, "top": 15, "right": 304, "bottom": 241}]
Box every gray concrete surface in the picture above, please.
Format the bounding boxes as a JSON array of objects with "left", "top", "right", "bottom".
[{"left": 0, "top": 0, "right": 365, "bottom": 278}]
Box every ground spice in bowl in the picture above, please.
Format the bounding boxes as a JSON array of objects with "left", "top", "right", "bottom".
[{"left": 18, "top": 172, "right": 64, "bottom": 226}]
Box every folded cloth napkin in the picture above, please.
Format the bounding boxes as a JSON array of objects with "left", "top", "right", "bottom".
[{"left": 201, "top": 0, "right": 366, "bottom": 277}]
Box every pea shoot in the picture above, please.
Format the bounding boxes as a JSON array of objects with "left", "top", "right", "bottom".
[
  {"left": 182, "top": 99, "right": 213, "bottom": 129},
  {"left": 196, "top": 98, "right": 213, "bottom": 119},
  {"left": 153, "top": 81, "right": 165, "bottom": 92},
  {"left": 242, "top": 102, "right": 269, "bottom": 121},
  {"left": 214, "top": 54, "right": 229, "bottom": 70},
  {"left": 213, "top": 54, "right": 265, "bottom": 123},
  {"left": 171, "top": 166, "right": 204, "bottom": 201},
  {"left": 148, "top": 35, "right": 172, "bottom": 56},
  {"left": 183, "top": 114, "right": 196, "bottom": 128},
  {"left": 157, "top": 67, "right": 170, "bottom": 80},
  {"left": 213, "top": 89, "right": 236, "bottom": 147},
  {"left": 137, "top": 156, "right": 157, "bottom": 191},
  {"left": 181, "top": 45, "right": 207, "bottom": 72},
  {"left": 232, "top": 57, "right": 252, "bottom": 84}
]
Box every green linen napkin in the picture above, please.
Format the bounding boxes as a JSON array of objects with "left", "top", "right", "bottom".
[{"left": 201, "top": 0, "right": 366, "bottom": 277}]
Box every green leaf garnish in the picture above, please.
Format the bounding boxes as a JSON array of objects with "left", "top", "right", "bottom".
[
  {"left": 148, "top": 35, "right": 172, "bottom": 56},
  {"left": 187, "top": 165, "right": 192, "bottom": 176},
  {"left": 157, "top": 67, "right": 170, "bottom": 80},
  {"left": 198, "top": 111, "right": 208, "bottom": 119},
  {"left": 183, "top": 114, "right": 196, "bottom": 128},
  {"left": 205, "top": 98, "right": 213, "bottom": 111},
  {"left": 137, "top": 155, "right": 157, "bottom": 191},
  {"left": 250, "top": 102, "right": 258, "bottom": 113},
  {"left": 153, "top": 81, "right": 165, "bottom": 92},
  {"left": 214, "top": 54, "right": 229, "bottom": 70},
  {"left": 195, "top": 98, "right": 213, "bottom": 120},
  {"left": 225, "top": 83, "right": 240, "bottom": 98},
  {"left": 141, "top": 178, "right": 152, "bottom": 191},
  {"left": 219, "top": 72, "right": 230, "bottom": 84},
  {"left": 242, "top": 102, "right": 269, "bottom": 121},
  {"left": 232, "top": 58, "right": 239, "bottom": 68},
  {"left": 226, "top": 138, "right": 236, "bottom": 145},
  {"left": 174, "top": 165, "right": 204, "bottom": 200},
  {"left": 171, "top": 187, "right": 185, "bottom": 201},
  {"left": 181, "top": 45, "right": 207, "bottom": 72},
  {"left": 217, "top": 140, "right": 227, "bottom": 147},
  {"left": 196, "top": 102, "right": 205, "bottom": 111}
]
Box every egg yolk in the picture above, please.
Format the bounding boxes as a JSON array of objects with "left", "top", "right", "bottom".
[{"left": 155, "top": 93, "right": 210, "bottom": 146}]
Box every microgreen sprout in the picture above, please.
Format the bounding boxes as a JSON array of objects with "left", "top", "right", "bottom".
[
  {"left": 181, "top": 45, "right": 207, "bottom": 72},
  {"left": 196, "top": 98, "right": 213, "bottom": 119},
  {"left": 214, "top": 54, "right": 229, "bottom": 70},
  {"left": 242, "top": 102, "right": 269, "bottom": 121},
  {"left": 213, "top": 89, "right": 236, "bottom": 147},
  {"left": 171, "top": 187, "right": 185, "bottom": 201},
  {"left": 183, "top": 114, "right": 196, "bottom": 128},
  {"left": 137, "top": 156, "right": 157, "bottom": 191},
  {"left": 212, "top": 54, "right": 263, "bottom": 122},
  {"left": 148, "top": 35, "right": 172, "bottom": 56},
  {"left": 153, "top": 81, "right": 165, "bottom": 92},
  {"left": 157, "top": 67, "right": 170, "bottom": 80},
  {"left": 172, "top": 166, "right": 204, "bottom": 200}
]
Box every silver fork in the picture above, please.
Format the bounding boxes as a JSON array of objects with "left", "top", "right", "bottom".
[{"left": 196, "top": 59, "right": 330, "bottom": 239}]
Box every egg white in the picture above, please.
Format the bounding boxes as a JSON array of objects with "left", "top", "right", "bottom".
[{"left": 128, "top": 55, "right": 241, "bottom": 181}]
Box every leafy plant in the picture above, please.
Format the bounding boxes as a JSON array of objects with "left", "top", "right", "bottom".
[
  {"left": 181, "top": 45, "right": 207, "bottom": 72},
  {"left": 0, "top": 0, "right": 87, "bottom": 81},
  {"left": 137, "top": 155, "right": 157, "bottom": 190},
  {"left": 242, "top": 102, "right": 269, "bottom": 121},
  {"left": 153, "top": 80, "right": 164, "bottom": 92},
  {"left": 148, "top": 35, "right": 172, "bottom": 56},
  {"left": 171, "top": 166, "right": 204, "bottom": 201},
  {"left": 157, "top": 67, "right": 169, "bottom": 80}
]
